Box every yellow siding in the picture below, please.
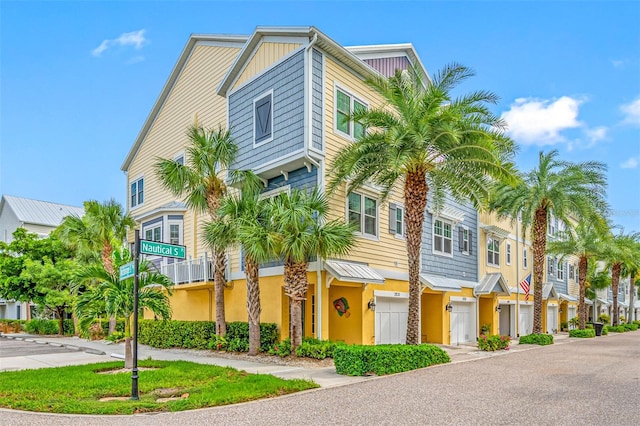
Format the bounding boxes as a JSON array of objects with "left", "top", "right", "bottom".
[
  {"left": 232, "top": 42, "right": 302, "bottom": 91},
  {"left": 323, "top": 56, "right": 407, "bottom": 272}
]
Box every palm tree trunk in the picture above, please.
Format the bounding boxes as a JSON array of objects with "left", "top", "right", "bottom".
[
  {"left": 629, "top": 275, "right": 635, "bottom": 323},
  {"left": 532, "top": 207, "right": 548, "bottom": 334},
  {"left": 611, "top": 263, "right": 621, "bottom": 326},
  {"left": 404, "top": 171, "right": 428, "bottom": 345},
  {"left": 57, "top": 308, "right": 65, "bottom": 335},
  {"left": 578, "top": 256, "right": 588, "bottom": 329},
  {"left": 284, "top": 259, "right": 309, "bottom": 351},
  {"left": 245, "top": 255, "right": 261, "bottom": 356},
  {"left": 214, "top": 247, "right": 227, "bottom": 337}
]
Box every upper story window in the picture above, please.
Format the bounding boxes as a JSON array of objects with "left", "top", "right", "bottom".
[
  {"left": 130, "top": 177, "right": 144, "bottom": 208},
  {"left": 569, "top": 264, "right": 575, "bottom": 280},
  {"left": 433, "top": 219, "right": 453, "bottom": 256},
  {"left": 575, "top": 265, "right": 579, "bottom": 282},
  {"left": 557, "top": 261, "right": 564, "bottom": 280},
  {"left": 335, "top": 87, "right": 366, "bottom": 140},
  {"left": 523, "top": 248, "right": 528, "bottom": 269},
  {"left": 389, "top": 203, "right": 404, "bottom": 237},
  {"left": 487, "top": 237, "right": 500, "bottom": 266},
  {"left": 458, "top": 227, "right": 471, "bottom": 255},
  {"left": 548, "top": 257, "right": 555, "bottom": 275},
  {"left": 144, "top": 224, "right": 161, "bottom": 242},
  {"left": 254, "top": 91, "right": 273, "bottom": 145},
  {"left": 174, "top": 153, "right": 184, "bottom": 165},
  {"left": 348, "top": 192, "right": 377, "bottom": 238},
  {"left": 506, "top": 242, "right": 512, "bottom": 265}
]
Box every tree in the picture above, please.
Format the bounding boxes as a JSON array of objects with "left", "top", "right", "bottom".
[
  {"left": 269, "top": 188, "right": 356, "bottom": 351},
  {"left": 609, "top": 232, "right": 640, "bottom": 324},
  {"left": 203, "top": 171, "right": 277, "bottom": 355},
  {"left": 329, "top": 64, "right": 516, "bottom": 344},
  {"left": 75, "top": 249, "right": 173, "bottom": 368},
  {"left": 547, "top": 218, "right": 608, "bottom": 329},
  {"left": 155, "top": 124, "right": 238, "bottom": 337}
]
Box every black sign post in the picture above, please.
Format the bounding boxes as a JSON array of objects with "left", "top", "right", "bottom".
[{"left": 131, "top": 229, "right": 140, "bottom": 400}]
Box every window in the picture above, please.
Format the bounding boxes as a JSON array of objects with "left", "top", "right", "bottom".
[
  {"left": 389, "top": 203, "right": 404, "bottom": 236},
  {"left": 569, "top": 264, "right": 575, "bottom": 280},
  {"left": 458, "top": 227, "right": 472, "bottom": 254},
  {"left": 487, "top": 237, "right": 500, "bottom": 266},
  {"left": 130, "top": 177, "right": 144, "bottom": 208},
  {"left": 523, "top": 248, "right": 528, "bottom": 269},
  {"left": 335, "top": 87, "right": 366, "bottom": 139},
  {"left": 348, "top": 192, "right": 377, "bottom": 237},
  {"left": 175, "top": 154, "right": 184, "bottom": 165},
  {"left": 144, "top": 225, "right": 161, "bottom": 242},
  {"left": 575, "top": 265, "right": 579, "bottom": 282},
  {"left": 254, "top": 91, "right": 273, "bottom": 145},
  {"left": 433, "top": 219, "right": 453, "bottom": 255},
  {"left": 506, "top": 242, "right": 512, "bottom": 265},
  {"left": 557, "top": 261, "right": 564, "bottom": 280},
  {"left": 169, "top": 224, "right": 180, "bottom": 245},
  {"left": 548, "top": 257, "right": 554, "bottom": 275}
]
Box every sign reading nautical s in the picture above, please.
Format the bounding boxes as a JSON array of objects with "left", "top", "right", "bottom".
[
  {"left": 140, "top": 240, "right": 186, "bottom": 259},
  {"left": 333, "top": 297, "right": 350, "bottom": 318}
]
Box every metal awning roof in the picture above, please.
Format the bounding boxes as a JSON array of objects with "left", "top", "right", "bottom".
[
  {"left": 558, "top": 293, "right": 578, "bottom": 303},
  {"left": 475, "top": 273, "right": 510, "bottom": 296},
  {"left": 584, "top": 298, "right": 593, "bottom": 305},
  {"left": 420, "top": 274, "right": 470, "bottom": 292},
  {"left": 618, "top": 300, "right": 629, "bottom": 308},
  {"left": 324, "top": 260, "right": 385, "bottom": 285},
  {"left": 542, "top": 283, "right": 559, "bottom": 300},
  {"left": 597, "top": 298, "right": 610, "bottom": 306}
]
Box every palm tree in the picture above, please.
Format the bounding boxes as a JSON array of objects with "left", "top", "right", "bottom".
[
  {"left": 328, "top": 64, "right": 517, "bottom": 344},
  {"left": 203, "top": 171, "right": 277, "bottom": 355},
  {"left": 56, "top": 199, "right": 135, "bottom": 333},
  {"left": 492, "top": 151, "right": 608, "bottom": 333},
  {"left": 605, "top": 232, "right": 640, "bottom": 325},
  {"left": 75, "top": 249, "right": 173, "bottom": 368},
  {"left": 269, "top": 188, "right": 356, "bottom": 351},
  {"left": 155, "top": 123, "right": 238, "bottom": 337},
  {"left": 547, "top": 218, "right": 608, "bottom": 329}
]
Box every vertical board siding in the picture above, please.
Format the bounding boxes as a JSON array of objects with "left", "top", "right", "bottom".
[
  {"left": 364, "top": 56, "right": 411, "bottom": 77},
  {"left": 265, "top": 166, "right": 317, "bottom": 193},
  {"left": 422, "top": 194, "right": 478, "bottom": 283},
  {"left": 233, "top": 42, "right": 302, "bottom": 90},
  {"left": 311, "top": 49, "right": 324, "bottom": 151},
  {"left": 229, "top": 50, "right": 305, "bottom": 171}
]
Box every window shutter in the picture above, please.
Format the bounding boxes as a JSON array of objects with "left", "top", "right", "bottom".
[
  {"left": 458, "top": 227, "right": 464, "bottom": 252},
  {"left": 389, "top": 203, "right": 396, "bottom": 234},
  {"left": 255, "top": 95, "right": 272, "bottom": 142},
  {"left": 468, "top": 230, "right": 473, "bottom": 255}
]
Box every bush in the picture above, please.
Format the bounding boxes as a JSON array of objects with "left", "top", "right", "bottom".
[
  {"left": 519, "top": 333, "right": 554, "bottom": 345},
  {"left": 623, "top": 323, "right": 638, "bottom": 331},
  {"left": 295, "top": 337, "right": 344, "bottom": 359},
  {"left": 0, "top": 319, "right": 25, "bottom": 333},
  {"left": 333, "top": 344, "right": 450, "bottom": 376},
  {"left": 569, "top": 329, "right": 595, "bottom": 338},
  {"left": 269, "top": 338, "right": 292, "bottom": 357},
  {"left": 477, "top": 334, "right": 511, "bottom": 351},
  {"left": 106, "top": 331, "right": 125, "bottom": 342},
  {"left": 138, "top": 320, "right": 278, "bottom": 352},
  {"left": 585, "top": 323, "right": 594, "bottom": 329},
  {"left": 560, "top": 321, "right": 568, "bottom": 331},
  {"left": 97, "top": 319, "right": 126, "bottom": 334},
  {"left": 606, "top": 325, "right": 625, "bottom": 333},
  {"left": 598, "top": 313, "right": 611, "bottom": 324},
  {"left": 633, "top": 320, "right": 640, "bottom": 327},
  {"left": 24, "top": 319, "right": 74, "bottom": 335},
  {"left": 208, "top": 334, "right": 227, "bottom": 351},
  {"left": 568, "top": 317, "right": 580, "bottom": 328}
]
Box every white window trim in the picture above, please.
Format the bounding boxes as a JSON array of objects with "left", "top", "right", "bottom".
[
  {"left": 259, "top": 184, "right": 291, "bottom": 200},
  {"left": 130, "top": 175, "right": 144, "bottom": 210},
  {"left": 506, "top": 241, "right": 512, "bottom": 266},
  {"left": 143, "top": 222, "right": 162, "bottom": 242},
  {"left": 557, "top": 261, "right": 564, "bottom": 280},
  {"left": 167, "top": 219, "right": 184, "bottom": 246},
  {"left": 333, "top": 82, "right": 368, "bottom": 142},
  {"left": 253, "top": 89, "right": 274, "bottom": 147},
  {"left": 393, "top": 203, "right": 406, "bottom": 240},
  {"left": 174, "top": 151, "right": 185, "bottom": 165},
  {"left": 487, "top": 236, "right": 501, "bottom": 267},
  {"left": 346, "top": 191, "right": 379, "bottom": 241},
  {"left": 432, "top": 217, "right": 454, "bottom": 258},
  {"left": 460, "top": 225, "right": 470, "bottom": 255}
]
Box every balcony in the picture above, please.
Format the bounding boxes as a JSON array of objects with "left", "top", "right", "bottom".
[{"left": 154, "top": 254, "right": 215, "bottom": 285}]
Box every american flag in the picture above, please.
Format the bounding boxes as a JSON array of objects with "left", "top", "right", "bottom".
[{"left": 520, "top": 274, "right": 532, "bottom": 301}]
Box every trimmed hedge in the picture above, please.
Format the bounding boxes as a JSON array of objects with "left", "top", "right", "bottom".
[
  {"left": 569, "top": 329, "right": 595, "bottom": 338},
  {"left": 477, "top": 334, "right": 511, "bottom": 351},
  {"left": 606, "top": 325, "right": 625, "bottom": 333},
  {"left": 24, "top": 319, "right": 74, "bottom": 335},
  {"left": 519, "top": 333, "right": 554, "bottom": 346},
  {"left": 623, "top": 323, "right": 638, "bottom": 331},
  {"left": 138, "top": 320, "right": 278, "bottom": 352},
  {"left": 295, "top": 338, "right": 344, "bottom": 359},
  {"left": 333, "top": 344, "right": 450, "bottom": 376}
]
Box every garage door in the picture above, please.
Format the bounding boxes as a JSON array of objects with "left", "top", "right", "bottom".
[
  {"left": 519, "top": 305, "right": 533, "bottom": 336},
  {"left": 450, "top": 301, "right": 476, "bottom": 345},
  {"left": 546, "top": 306, "right": 558, "bottom": 334},
  {"left": 375, "top": 297, "right": 408, "bottom": 344}
]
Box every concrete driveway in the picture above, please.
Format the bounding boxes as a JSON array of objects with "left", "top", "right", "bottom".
[{"left": 1, "top": 331, "right": 639, "bottom": 425}]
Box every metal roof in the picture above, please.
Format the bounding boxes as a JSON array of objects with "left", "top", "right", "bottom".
[
  {"left": 1, "top": 195, "right": 84, "bottom": 227},
  {"left": 420, "top": 274, "right": 472, "bottom": 292},
  {"left": 542, "top": 283, "right": 559, "bottom": 300},
  {"left": 475, "top": 273, "right": 510, "bottom": 296},
  {"left": 558, "top": 293, "right": 578, "bottom": 303},
  {"left": 324, "top": 259, "right": 385, "bottom": 285}
]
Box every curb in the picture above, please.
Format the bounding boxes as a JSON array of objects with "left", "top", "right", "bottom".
[{"left": 0, "top": 335, "right": 106, "bottom": 356}]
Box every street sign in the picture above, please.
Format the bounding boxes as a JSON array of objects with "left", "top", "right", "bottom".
[
  {"left": 119, "top": 262, "right": 135, "bottom": 280},
  {"left": 139, "top": 240, "right": 186, "bottom": 259}
]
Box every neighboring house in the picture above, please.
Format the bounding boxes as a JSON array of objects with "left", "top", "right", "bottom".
[{"left": 0, "top": 195, "right": 84, "bottom": 319}]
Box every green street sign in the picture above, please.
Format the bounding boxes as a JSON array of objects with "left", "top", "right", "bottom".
[
  {"left": 140, "top": 240, "right": 186, "bottom": 259},
  {"left": 119, "top": 262, "right": 135, "bottom": 280}
]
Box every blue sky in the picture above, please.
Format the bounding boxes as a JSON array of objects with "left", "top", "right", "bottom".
[{"left": 1, "top": 1, "right": 639, "bottom": 232}]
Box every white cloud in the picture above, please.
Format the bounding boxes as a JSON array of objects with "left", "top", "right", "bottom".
[
  {"left": 611, "top": 59, "right": 625, "bottom": 69},
  {"left": 621, "top": 157, "right": 638, "bottom": 169},
  {"left": 620, "top": 97, "right": 640, "bottom": 126},
  {"left": 92, "top": 29, "right": 147, "bottom": 57},
  {"left": 584, "top": 126, "right": 608, "bottom": 143},
  {"left": 501, "top": 96, "right": 583, "bottom": 145}
]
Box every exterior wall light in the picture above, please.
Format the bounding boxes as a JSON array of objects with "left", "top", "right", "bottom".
[
  {"left": 368, "top": 298, "right": 376, "bottom": 311},
  {"left": 445, "top": 303, "right": 453, "bottom": 312},
  {"left": 496, "top": 305, "right": 502, "bottom": 313}
]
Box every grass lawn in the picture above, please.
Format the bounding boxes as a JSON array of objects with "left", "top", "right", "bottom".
[{"left": 0, "top": 360, "right": 318, "bottom": 414}]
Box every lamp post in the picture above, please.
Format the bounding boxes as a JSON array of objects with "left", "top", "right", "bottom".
[{"left": 131, "top": 229, "right": 140, "bottom": 400}]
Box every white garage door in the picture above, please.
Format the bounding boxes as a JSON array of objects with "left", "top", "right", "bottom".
[
  {"left": 450, "top": 301, "right": 476, "bottom": 345},
  {"left": 546, "top": 306, "right": 558, "bottom": 334},
  {"left": 519, "top": 304, "right": 533, "bottom": 336},
  {"left": 375, "top": 297, "right": 408, "bottom": 344}
]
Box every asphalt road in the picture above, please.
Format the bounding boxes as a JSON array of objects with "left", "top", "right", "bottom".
[
  {"left": 1, "top": 332, "right": 639, "bottom": 425},
  {"left": 0, "top": 339, "right": 79, "bottom": 358}
]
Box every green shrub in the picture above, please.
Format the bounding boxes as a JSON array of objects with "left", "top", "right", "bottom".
[
  {"left": 333, "top": 344, "right": 450, "bottom": 376},
  {"left": 519, "top": 333, "right": 554, "bottom": 345},
  {"left": 560, "top": 321, "right": 568, "bottom": 331},
  {"left": 598, "top": 313, "right": 611, "bottom": 324},
  {"left": 138, "top": 320, "right": 278, "bottom": 352},
  {"left": 585, "top": 323, "right": 594, "bottom": 329},
  {"left": 605, "top": 325, "right": 625, "bottom": 333},
  {"left": 477, "top": 334, "right": 511, "bottom": 351},
  {"left": 568, "top": 317, "right": 580, "bottom": 328},
  {"left": 269, "top": 338, "right": 292, "bottom": 357},
  {"left": 295, "top": 337, "right": 344, "bottom": 359},
  {"left": 623, "top": 323, "right": 638, "bottom": 331},
  {"left": 208, "top": 334, "right": 227, "bottom": 351},
  {"left": 24, "top": 319, "right": 73, "bottom": 335},
  {"left": 569, "top": 329, "right": 595, "bottom": 338},
  {"left": 632, "top": 320, "right": 640, "bottom": 326},
  {"left": 601, "top": 326, "right": 608, "bottom": 335},
  {"left": 97, "top": 319, "right": 126, "bottom": 334},
  {"left": 0, "top": 319, "right": 25, "bottom": 333},
  {"left": 106, "top": 331, "right": 125, "bottom": 342}
]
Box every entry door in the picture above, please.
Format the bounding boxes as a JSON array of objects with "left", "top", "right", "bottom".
[
  {"left": 451, "top": 302, "right": 475, "bottom": 345},
  {"left": 519, "top": 305, "right": 533, "bottom": 336},
  {"left": 546, "top": 306, "right": 558, "bottom": 334},
  {"left": 375, "top": 297, "right": 408, "bottom": 344},
  {"left": 499, "top": 305, "right": 511, "bottom": 336}
]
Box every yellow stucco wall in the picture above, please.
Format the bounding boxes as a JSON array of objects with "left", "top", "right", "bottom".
[
  {"left": 422, "top": 291, "right": 444, "bottom": 343},
  {"left": 328, "top": 285, "right": 363, "bottom": 344}
]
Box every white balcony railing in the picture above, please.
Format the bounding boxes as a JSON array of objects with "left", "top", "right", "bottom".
[{"left": 157, "top": 253, "right": 214, "bottom": 285}]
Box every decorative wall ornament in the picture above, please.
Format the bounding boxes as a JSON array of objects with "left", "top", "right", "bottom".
[{"left": 333, "top": 297, "right": 351, "bottom": 317}]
